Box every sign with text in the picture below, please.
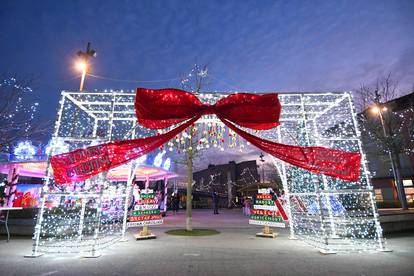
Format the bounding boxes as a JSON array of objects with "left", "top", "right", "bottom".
[
  {"left": 249, "top": 189, "right": 288, "bottom": 228},
  {"left": 127, "top": 189, "right": 163, "bottom": 227}
]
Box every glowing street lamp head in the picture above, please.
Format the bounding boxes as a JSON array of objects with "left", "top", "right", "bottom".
[
  {"left": 371, "top": 106, "right": 380, "bottom": 115},
  {"left": 371, "top": 105, "right": 388, "bottom": 115},
  {"left": 75, "top": 60, "right": 87, "bottom": 72}
]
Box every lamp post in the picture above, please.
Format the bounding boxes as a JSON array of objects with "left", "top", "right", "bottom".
[
  {"left": 75, "top": 42, "right": 97, "bottom": 92},
  {"left": 259, "top": 152, "right": 265, "bottom": 184},
  {"left": 371, "top": 92, "right": 408, "bottom": 210}
]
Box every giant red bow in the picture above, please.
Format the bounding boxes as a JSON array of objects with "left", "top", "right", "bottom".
[
  {"left": 51, "top": 88, "right": 361, "bottom": 185},
  {"left": 136, "top": 88, "right": 282, "bottom": 130}
]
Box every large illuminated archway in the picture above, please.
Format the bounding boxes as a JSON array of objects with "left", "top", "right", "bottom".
[{"left": 28, "top": 89, "right": 386, "bottom": 257}]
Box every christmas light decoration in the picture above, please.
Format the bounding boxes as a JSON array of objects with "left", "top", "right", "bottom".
[
  {"left": 153, "top": 151, "right": 165, "bottom": 168},
  {"left": 29, "top": 89, "right": 386, "bottom": 257},
  {"left": 28, "top": 91, "right": 161, "bottom": 257},
  {"left": 268, "top": 92, "right": 386, "bottom": 253},
  {"left": 163, "top": 158, "right": 171, "bottom": 171},
  {"left": 1, "top": 76, "right": 40, "bottom": 153},
  {"left": 14, "top": 140, "right": 36, "bottom": 160},
  {"left": 45, "top": 137, "right": 70, "bottom": 155}
]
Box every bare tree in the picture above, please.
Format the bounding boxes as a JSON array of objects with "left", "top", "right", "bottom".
[
  {"left": 357, "top": 73, "right": 413, "bottom": 210},
  {"left": 173, "top": 64, "right": 209, "bottom": 231},
  {"left": 0, "top": 74, "right": 49, "bottom": 153}
]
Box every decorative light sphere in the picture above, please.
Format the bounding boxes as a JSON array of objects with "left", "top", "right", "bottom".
[{"left": 14, "top": 140, "right": 36, "bottom": 160}]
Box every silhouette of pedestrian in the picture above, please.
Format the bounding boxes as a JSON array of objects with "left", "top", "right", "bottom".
[{"left": 212, "top": 190, "right": 219, "bottom": 214}]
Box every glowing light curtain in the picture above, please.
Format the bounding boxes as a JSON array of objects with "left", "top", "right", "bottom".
[{"left": 51, "top": 88, "right": 360, "bottom": 185}]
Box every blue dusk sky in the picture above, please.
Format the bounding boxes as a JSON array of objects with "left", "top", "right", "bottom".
[{"left": 1, "top": 0, "right": 413, "bottom": 168}]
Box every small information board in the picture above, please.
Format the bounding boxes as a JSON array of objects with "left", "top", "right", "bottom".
[
  {"left": 249, "top": 188, "right": 288, "bottom": 228},
  {"left": 127, "top": 189, "right": 163, "bottom": 227}
]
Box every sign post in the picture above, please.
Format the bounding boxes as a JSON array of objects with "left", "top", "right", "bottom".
[
  {"left": 249, "top": 188, "right": 288, "bottom": 238},
  {"left": 127, "top": 189, "right": 163, "bottom": 240}
]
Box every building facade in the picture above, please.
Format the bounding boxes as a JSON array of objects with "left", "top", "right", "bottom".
[
  {"left": 193, "top": 160, "right": 260, "bottom": 193},
  {"left": 192, "top": 160, "right": 260, "bottom": 208}
]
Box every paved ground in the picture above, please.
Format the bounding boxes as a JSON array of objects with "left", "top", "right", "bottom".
[{"left": 1, "top": 209, "right": 413, "bottom": 276}]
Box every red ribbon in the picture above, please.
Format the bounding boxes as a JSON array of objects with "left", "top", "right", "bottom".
[{"left": 51, "top": 88, "right": 361, "bottom": 185}]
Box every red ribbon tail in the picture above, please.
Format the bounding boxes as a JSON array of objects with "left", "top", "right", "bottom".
[
  {"left": 221, "top": 118, "right": 361, "bottom": 182},
  {"left": 51, "top": 116, "right": 200, "bottom": 185}
]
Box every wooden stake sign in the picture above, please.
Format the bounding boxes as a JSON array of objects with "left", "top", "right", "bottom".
[
  {"left": 249, "top": 188, "right": 288, "bottom": 238},
  {"left": 127, "top": 189, "right": 163, "bottom": 240}
]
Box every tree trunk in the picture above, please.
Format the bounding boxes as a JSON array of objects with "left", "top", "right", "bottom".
[
  {"left": 391, "top": 151, "right": 408, "bottom": 210},
  {"left": 186, "top": 144, "right": 193, "bottom": 231}
]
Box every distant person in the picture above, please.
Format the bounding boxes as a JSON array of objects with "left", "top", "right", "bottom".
[
  {"left": 212, "top": 190, "right": 219, "bottom": 214},
  {"left": 156, "top": 190, "right": 162, "bottom": 208},
  {"left": 244, "top": 197, "right": 252, "bottom": 216},
  {"left": 172, "top": 192, "right": 180, "bottom": 214},
  {"left": 242, "top": 197, "right": 248, "bottom": 216}
]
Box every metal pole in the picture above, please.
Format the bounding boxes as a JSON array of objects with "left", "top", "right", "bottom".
[
  {"left": 164, "top": 177, "right": 168, "bottom": 213},
  {"left": 122, "top": 161, "right": 136, "bottom": 237},
  {"left": 79, "top": 67, "right": 87, "bottom": 92},
  {"left": 145, "top": 177, "right": 150, "bottom": 189},
  {"left": 77, "top": 195, "right": 87, "bottom": 241},
  {"left": 262, "top": 165, "right": 265, "bottom": 183}
]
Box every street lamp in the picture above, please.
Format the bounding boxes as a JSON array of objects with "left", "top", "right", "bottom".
[
  {"left": 370, "top": 104, "right": 388, "bottom": 137},
  {"left": 370, "top": 92, "right": 407, "bottom": 210},
  {"left": 75, "top": 42, "right": 97, "bottom": 92},
  {"left": 259, "top": 152, "right": 265, "bottom": 183}
]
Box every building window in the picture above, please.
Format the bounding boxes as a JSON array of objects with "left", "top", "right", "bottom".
[
  {"left": 404, "top": 187, "right": 414, "bottom": 203},
  {"left": 403, "top": 179, "right": 413, "bottom": 187},
  {"left": 374, "top": 189, "right": 383, "bottom": 202}
]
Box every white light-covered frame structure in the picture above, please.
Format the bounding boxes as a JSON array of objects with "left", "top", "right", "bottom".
[
  {"left": 29, "top": 90, "right": 173, "bottom": 257},
  {"left": 195, "top": 91, "right": 386, "bottom": 253},
  {"left": 29, "top": 90, "right": 386, "bottom": 257},
  {"left": 270, "top": 93, "right": 386, "bottom": 252}
]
